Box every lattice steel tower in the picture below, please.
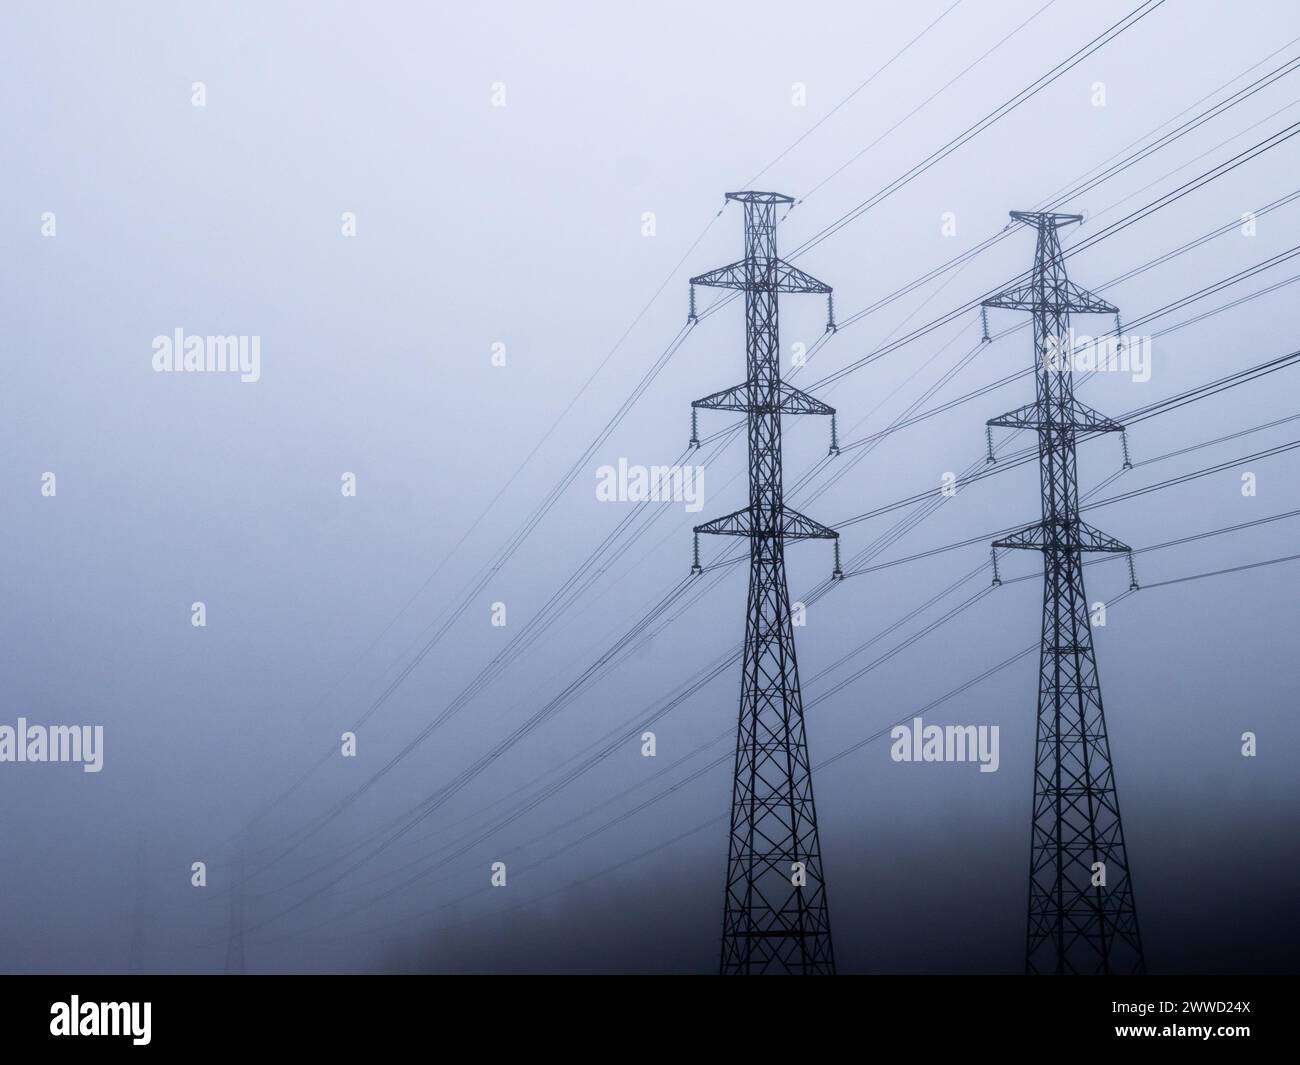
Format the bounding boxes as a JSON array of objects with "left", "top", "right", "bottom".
[
  {"left": 688, "top": 191, "right": 840, "bottom": 975},
  {"left": 983, "top": 211, "right": 1145, "bottom": 975}
]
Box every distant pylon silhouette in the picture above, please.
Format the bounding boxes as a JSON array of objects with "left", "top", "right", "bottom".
[
  {"left": 689, "top": 191, "right": 840, "bottom": 975},
  {"left": 128, "top": 838, "right": 148, "bottom": 974},
  {"left": 983, "top": 211, "right": 1145, "bottom": 975},
  {"left": 225, "top": 840, "right": 246, "bottom": 975}
]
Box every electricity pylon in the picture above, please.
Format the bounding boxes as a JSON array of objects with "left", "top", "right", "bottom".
[
  {"left": 128, "top": 838, "right": 148, "bottom": 974},
  {"left": 225, "top": 841, "right": 246, "bottom": 975},
  {"left": 689, "top": 190, "right": 840, "bottom": 975},
  {"left": 983, "top": 210, "right": 1145, "bottom": 975}
]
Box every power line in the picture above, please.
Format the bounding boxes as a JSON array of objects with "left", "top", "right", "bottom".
[
  {"left": 831, "top": 48, "right": 1300, "bottom": 332},
  {"left": 438, "top": 538, "right": 1300, "bottom": 947},
  {"left": 311, "top": 542, "right": 1300, "bottom": 952},
  {"left": 1141, "top": 552, "right": 1300, "bottom": 589},
  {"left": 832, "top": 332, "right": 1300, "bottom": 534},
  {"left": 237, "top": 2, "right": 1133, "bottom": 855},
  {"left": 831, "top": 185, "right": 1300, "bottom": 450},
  {"left": 739, "top": 0, "right": 969, "bottom": 187},
  {"left": 806, "top": 119, "right": 1300, "bottom": 392},
  {"left": 239, "top": 415, "right": 1296, "bottom": 946},
  {"left": 787, "top": 0, "right": 1170, "bottom": 253},
  {"left": 794, "top": 0, "right": 1063, "bottom": 201},
  {"left": 236, "top": 12, "right": 1289, "bottom": 920}
]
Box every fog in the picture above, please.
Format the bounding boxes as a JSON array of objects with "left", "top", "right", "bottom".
[{"left": 1, "top": 0, "right": 1296, "bottom": 974}]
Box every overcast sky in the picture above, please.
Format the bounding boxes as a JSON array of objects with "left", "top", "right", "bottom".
[{"left": 1, "top": 0, "right": 1297, "bottom": 974}]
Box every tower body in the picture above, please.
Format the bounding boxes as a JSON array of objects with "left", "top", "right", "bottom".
[
  {"left": 690, "top": 192, "right": 839, "bottom": 974},
  {"left": 984, "top": 211, "right": 1145, "bottom": 975}
]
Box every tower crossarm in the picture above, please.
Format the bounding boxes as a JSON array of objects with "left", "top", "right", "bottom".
[
  {"left": 993, "top": 517, "right": 1131, "bottom": 554},
  {"left": 982, "top": 276, "right": 1118, "bottom": 315},
  {"left": 693, "top": 379, "right": 834, "bottom": 416},
  {"left": 691, "top": 257, "right": 832, "bottom": 294},
  {"left": 988, "top": 398, "right": 1124, "bottom": 433},
  {"left": 695, "top": 504, "right": 839, "bottom": 542}
]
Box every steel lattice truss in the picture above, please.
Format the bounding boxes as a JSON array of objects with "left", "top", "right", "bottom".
[
  {"left": 691, "top": 191, "right": 838, "bottom": 975},
  {"left": 984, "top": 211, "right": 1146, "bottom": 975}
]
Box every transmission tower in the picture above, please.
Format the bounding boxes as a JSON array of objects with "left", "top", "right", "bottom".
[
  {"left": 983, "top": 210, "right": 1145, "bottom": 975},
  {"left": 688, "top": 190, "right": 840, "bottom": 975}
]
